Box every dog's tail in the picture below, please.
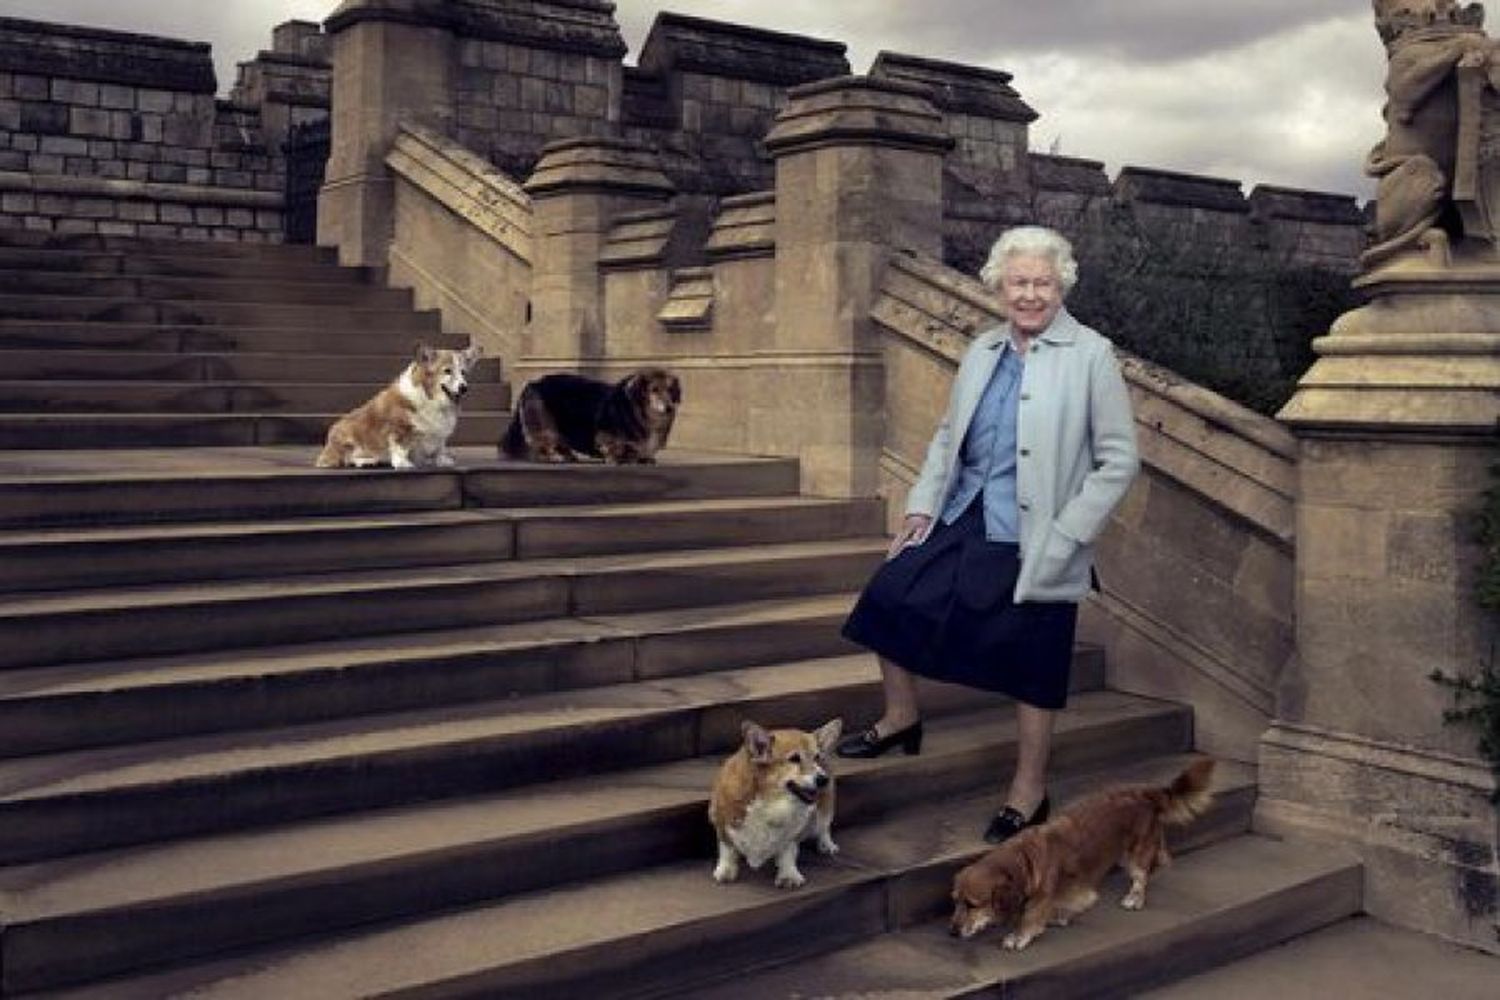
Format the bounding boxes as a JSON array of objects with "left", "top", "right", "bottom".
[
  {"left": 1158, "top": 757, "right": 1215, "bottom": 825},
  {"left": 498, "top": 385, "right": 531, "bottom": 459}
]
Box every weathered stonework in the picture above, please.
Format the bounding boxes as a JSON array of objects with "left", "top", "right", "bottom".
[{"left": 0, "top": 16, "right": 296, "bottom": 241}]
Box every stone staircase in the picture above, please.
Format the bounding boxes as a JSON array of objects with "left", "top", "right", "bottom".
[
  {"left": 0, "top": 229, "right": 507, "bottom": 449},
  {"left": 0, "top": 234, "right": 1363, "bottom": 998}
]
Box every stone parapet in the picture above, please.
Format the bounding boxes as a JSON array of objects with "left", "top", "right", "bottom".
[
  {"left": 385, "top": 121, "right": 532, "bottom": 263},
  {"left": 637, "top": 13, "right": 848, "bottom": 87},
  {"left": 1114, "top": 166, "right": 1250, "bottom": 214},
  {"left": 0, "top": 17, "right": 288, "bottom": 241},
  {"left": 325, "top": 0, "right": 627, "bottom": 59},
  {"left": 0, "top": 17, "right": 215, "bottom": 93},
  {"left": 1030, "top": 153, "right": 1111, "bottom": 196},
  {"left": 869, "top": 51, "right": 1036, "bottom": 123},
  {"left": 386, "top": 124, "right": 532, "bottom": 359}
]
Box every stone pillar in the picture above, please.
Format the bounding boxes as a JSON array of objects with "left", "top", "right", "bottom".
[
  {"left": 1264, "top": 264, "right": 1500, "bottom": 951},
  {"left": 519, "top": 137, "right": 674, "bottom": 375},
  {"left": 761, "top": 76, "right": 952, "bottom": 497},
  {"left": 318, "top": 1, "right": 455, "bottom": 266}
]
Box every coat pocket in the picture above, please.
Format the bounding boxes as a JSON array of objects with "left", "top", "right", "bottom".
[{"left": 1033, "top": 524, "right": 1092, "bottom": 595}]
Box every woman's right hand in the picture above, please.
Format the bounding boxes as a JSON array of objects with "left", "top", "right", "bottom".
[{"left": 887, "top": 514, "right": 933, "bottom": 559}]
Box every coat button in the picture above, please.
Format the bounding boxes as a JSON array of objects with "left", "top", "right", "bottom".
[
  {"left": 1020, "top": 448, "right": 1031, "bottom": 457},
  {"left": 1020, "top": 393, "right": 1031, "bottom": 401},
  {"left": 1019, "top": 501, "right": 1031, "bottom": 511}
]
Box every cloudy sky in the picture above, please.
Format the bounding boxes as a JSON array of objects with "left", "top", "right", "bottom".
[{"left": 5, "top": 1, "right": 1387, "bottom": 197}]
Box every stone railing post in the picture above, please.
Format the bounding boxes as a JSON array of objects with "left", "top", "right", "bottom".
[
  {"left": 1265, "top": 267, "right": 1500, "bottom": 950},
  {"left": 318, "top": 1, "right": 455, "bottom": 266},
  {"left": 518, "top": 137, "right": 674, "bottom": 377},
  {"left": 761, "top": 76, "right": 952, "bottom": 497}
]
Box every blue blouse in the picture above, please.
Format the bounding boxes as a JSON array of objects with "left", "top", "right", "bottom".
[{"left": 939, "top": 341, "right": 1022, "bottom": 541}]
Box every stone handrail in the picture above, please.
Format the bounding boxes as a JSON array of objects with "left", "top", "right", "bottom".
[
  {"left": 872, "top": 250, "right": 1298, "bottom": 761},
  {"left": 385, "top": 121, "right": 533, "bottom": 264},
  {"left": 383, "top": 122, "right": 533, "bottom": 360}
]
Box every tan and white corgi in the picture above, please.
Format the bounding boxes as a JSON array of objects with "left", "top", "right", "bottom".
[
  {"left": 316, "top": 342, "right": 481, "bottom": 469},
  {"left": 708, "top": 718, "right": 842, "bottom": 888}
]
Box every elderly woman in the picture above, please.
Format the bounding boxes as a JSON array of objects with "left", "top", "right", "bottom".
[{"left": 837, "top": 225, "right": 1140, "bottom": 844}]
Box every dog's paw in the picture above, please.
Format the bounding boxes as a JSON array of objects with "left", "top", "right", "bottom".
[
  {"left": 712, "top": 860, "right": 740, "bottom": 883},
  {"left": 816, "top": 834, "right": 839, "bottom": 856},
  {"left": 1001, "top": 931, "right": 1035, "bottom": 951},
  {"left": 774, "top": 868, "right": 806, "bottom": 889},
  {"left": 1120, "top": 889, "right": 1146, "bottom": 910},
  {"left": 432, "top": 453, "right": 456, "bottom": 468}
]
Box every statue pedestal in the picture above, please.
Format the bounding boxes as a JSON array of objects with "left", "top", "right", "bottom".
[{"left": 1266, "top": 254, "right": 1500, "bottom": 952}]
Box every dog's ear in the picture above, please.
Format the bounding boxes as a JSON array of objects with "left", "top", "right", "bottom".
[
  {"left": 624, "top": 371, "right": 647, "bottom": 403},
  {"left": 813, "top": 718, "right": 843, "bottom": 754},
  {"left": 414, "top": 342, "right": 436, "bottom": 365},
  {"left": 667, "top": 373, "right": 682, "bottom": 404},
  {"left": 741, "top": 720, "right": 773, "bottom": 763},
  {"left": 462, "top": 343, "right": 483, "bottom": 366}
]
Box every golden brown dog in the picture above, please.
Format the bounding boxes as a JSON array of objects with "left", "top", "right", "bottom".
[
  {"left": 709, "top": 718, "right": 842, "bottom": 888},
  {"left": 498, "top": 368, "right": 680, "bottom": 464},
  {"left": 316, "top": 342, "right": 482, "bottom": 469},
  {"left": 950, "top": 758, "right": 1215, "bottom": 950}
]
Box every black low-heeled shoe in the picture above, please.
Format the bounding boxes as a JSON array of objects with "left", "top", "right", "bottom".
[
  {"left": 835, "top": 721, "right": 924, "bottom": 758},
  {"left": 983, "top": 795, "right": 1050, "bottom": 844}
]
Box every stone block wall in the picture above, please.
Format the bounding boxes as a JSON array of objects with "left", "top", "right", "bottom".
[
  {"left": 0, "top": 16, "right": 288, "bottom": 241},
  {"left": 428, "top": 0, "right": 627, "bottom": 181},
  {"left": 228, "top": 20, "right": 332, "bottom": 148}
]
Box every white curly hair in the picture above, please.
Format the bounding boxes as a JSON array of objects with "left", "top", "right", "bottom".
[{"left": 979, "top": 225, "right": 1079, "bottom": 294}]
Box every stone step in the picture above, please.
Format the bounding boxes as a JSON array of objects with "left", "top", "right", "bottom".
[
  {"left": 0, "top": 270, "right": 409, "bottom": 307},
  {"left": 0, "top": 349, "right": 501, "bottom": 383},
  {"left": 0, "top": 655, "right": 1135, "bottom": 867},
  {"left": 0, "top": 320, "right": 459, "bottom": 354},
  {"left": 0, "top": 247, "right": 370, "bottom": 282},
  {"left": 0, "top": 537, "right": 887, "bottom": 669},
  {"left": 0, "top": 229, "right": 338, "bottom": 262},
  {"left": 0, "top": 449, "right": 800, "bottom": 529},
  {"left": 0, "top": 292, "right": 438, "bottom": 329},
  {"left": 20, "top": 753, "right": 1269, "bottom": 1000},
  {"left": 0, "top": 495, "right": 882, "bottom": 593},
  {"left": 0, "top": 409, "right": 507, "bottom": 448},
  {"left": 678, "top": 835, "right": 1360, "bottom": 1000},
  {"left": 1138, "top": 916, "right": 1500, "bottom": 1000},
  {"left": 0, "top": 594, "right": 877, "bottom": 756},
  {"left": 0, "top": 379, "right": 510, "bottom": 414}
]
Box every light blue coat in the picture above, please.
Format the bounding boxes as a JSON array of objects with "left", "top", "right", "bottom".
[{"left": 905, "top": 307, "right": 1140, "bottom": 602}]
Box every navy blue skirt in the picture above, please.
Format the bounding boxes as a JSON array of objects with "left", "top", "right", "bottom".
[{"left": 841, "top": 498, "right": 1078, "bottom": 710}]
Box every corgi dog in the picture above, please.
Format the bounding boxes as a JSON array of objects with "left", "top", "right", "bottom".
[
  {"left": 709, "top": 718, "right": 842, "bottom": 888},
  {"left": 949, "top": 758, "right": 1216, "bottom": 950},
  {"left": 316, "top": 342, "right": 481, "bottom": 469}
]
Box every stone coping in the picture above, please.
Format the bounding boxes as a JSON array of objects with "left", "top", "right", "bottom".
[
  {"left": 386, "top": 122, "right": 532, "bottom": 263},
  {"left": 766, "top": 76, "right": 954, "bottom": 157},
  {"left": 1115, "top": 166, "right": 1250, "bottom": 214},
  {"left": 0, "top": 16, "right": 216, "bottom": 93},
  {"left": 870, "top": 50, "right": 1038, "bottom": 123},
  {"left": 250, "top": 50, "right": 332, "bottom": 70},
  {"left": 638, "top": 11, "right": 848, "bottom": 86},
  {"left": 1030, "top": 152, "right": 1111, "bottom": 194},
  {"left": 324, "top": 0, "right": 627, "bottom": 59},
  {"left": 0, "top": 172, "right": 282, "bottom": 209},
  {"left": 1249, "top": 185, "right": 1364, "bottom": 225}
]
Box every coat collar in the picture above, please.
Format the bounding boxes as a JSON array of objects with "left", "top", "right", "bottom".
[{"left": 981, "top": 306, "right": 1081, "bottom": 350}]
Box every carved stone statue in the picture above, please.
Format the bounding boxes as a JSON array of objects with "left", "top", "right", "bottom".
[{"left": 1365, "top": 0, "right": 1500, "bottom": 268}]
